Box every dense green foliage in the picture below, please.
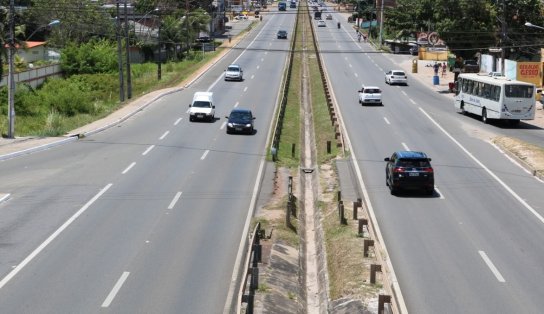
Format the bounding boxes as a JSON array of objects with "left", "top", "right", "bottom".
[{"left": 60, "top": 39, "right": 118, "bottom": 75}]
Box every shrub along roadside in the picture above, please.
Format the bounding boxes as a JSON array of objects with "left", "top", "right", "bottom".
[{"left": 0, "top": 50, "right": 220, "bottom": 137}]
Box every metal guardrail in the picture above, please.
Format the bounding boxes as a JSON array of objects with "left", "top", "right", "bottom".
[
  {"left": 269, "top": 4, "right": 300, "bottom": 161},
  {"left": 239, "top": 222, "right": 263, "bottom": 314}
]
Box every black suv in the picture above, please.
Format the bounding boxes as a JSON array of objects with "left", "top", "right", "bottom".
[
  {"left": 384, "top": 151, "right": 434, "bottom": 195},
  {"left": 277, "top": 30, "right": 288, "bottom": 39},
  {"left": 226, "top": 108, "right": 255, "bottom": 134}
]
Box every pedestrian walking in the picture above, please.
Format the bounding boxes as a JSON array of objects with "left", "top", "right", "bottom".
[
  {"left": 441, "top": 62, "right": 447, "bottom": 78},
  {"left": 433, "top": 62, "right": 440, "bottom": 76}
]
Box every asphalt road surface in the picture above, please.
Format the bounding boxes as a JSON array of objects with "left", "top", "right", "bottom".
[
  {"left": 0, "top": 12, "right": 295, "bottom": 314},
  {"left": 317, "top": 10, "right": 544, "bottom": 314}
]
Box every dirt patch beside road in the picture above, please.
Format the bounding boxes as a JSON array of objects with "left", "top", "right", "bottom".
[{"left": 493, "top": 136, "right": 544, "bottom": 178}]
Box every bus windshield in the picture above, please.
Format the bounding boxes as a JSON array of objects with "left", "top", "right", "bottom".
[{"left": 505, "top": 84, "right": 534, "bottom": 98}]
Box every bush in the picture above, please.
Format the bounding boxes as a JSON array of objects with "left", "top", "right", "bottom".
[{"left": 61, "top": 39, "right": 118, "bottom": 76}]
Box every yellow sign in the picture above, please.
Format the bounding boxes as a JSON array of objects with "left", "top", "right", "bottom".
[{"left": 516, "top": 62, "right": 542, "bottom": 87}]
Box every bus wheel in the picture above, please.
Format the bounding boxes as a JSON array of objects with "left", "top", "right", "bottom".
[{"left": 482, "top": 108, "right": 488, "bottom": 124}]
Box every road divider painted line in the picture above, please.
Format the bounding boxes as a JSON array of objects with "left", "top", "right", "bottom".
[
  {"left": 168, "top": 192, "right": 182, "bottom": 210},
  {"left": 257, "top": 65, "right": 260, "bottom": 69},
  {"left": 0, "top": 193, "right": 10, "bottom": 204},
  {"left": 122, "top": 162, "right": 136, "bottom": 174},
  {"left": 434, "top": 186, "right": 445, "bottom": 199},
  {"left": 243, "top": 87, "right": 248, "bottom": 92},
  {"left": 401, "top": 91, "right": 407, "bottom": 96},
  {"left": 174, "top": 117, "right": 182, "bottom": 125},
  {"left": 159, "top": 131, "right": 169, "bottom": 140},
  {"left": 201, "top": 150, "right": 209, "bottom": 160},
  {"left": 0, "top": 183, "right": 113, "bottom": 289},
  {"left": 102, "top": 271, "right": 130, "bottom": 307},
  {"left": 402, "top": 142, "right": 410, "bottom": 151},
  {"left": 142, "top": 145, "right": 155, "bottom": 156},
  {"left": 234, "top": 101, "right": 239, "bottom": 108},
  {"left": 383, "top": 117, "right": 391, "bottom": 125},
  {"left": 220, "top": 121, "right": 227, "bottom": 130},
  {"left": 479, "top": 251, "right": 505, "bottom": 283},
  {"left": 354, "top": 73, "right": 358, "bottom": 77},
  {"left": 409, "top": 98, "right": 416, "bottom": 105},
  {"left": 419, "top": 107, "right": 544, "bottom": 224}
]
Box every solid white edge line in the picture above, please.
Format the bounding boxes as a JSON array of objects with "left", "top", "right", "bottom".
[
  {"left": 168, "top": 192, "right": 182, "bottom": 210},
  {"left": 489, "top": 142, "right": 531, "bottom": 175},
  {"left": 320, "top": 46, "right": 409, "bottom": 312},
  {"left": 101, "top": 271, "right": 130, "bottom": 307},
  {"left": 418, "top": 107, "right": 544, "bottom": 225},
  {"left": 122, "top": 162, "right": 136, "bottom": 174},
  {"left": 159, "top": 131, "right": 169, "bottom": 140},
  {"left": 201, "top": 150, "right": 209, "bottom": 160},
  {"left": 0, "top": 193, "right": 10, "bottom": 203},
  {"left": 142, "top": 145, "right": 155, "bottom": 156},
  {"left": 479, "top": 251, "right": 506, "bottom": 282},
  {"left": 0, "top": 183, "right": 113, "bottom": 290},
  {"left": 434, "top": 186, "right": 445, "bottom": 199},
  {"left": 174, "top": 117, "right": 182, "bottom": 125}
]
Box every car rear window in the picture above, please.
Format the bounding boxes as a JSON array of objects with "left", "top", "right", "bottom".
[
  {"left": 364, "top": 88, "right": 381, "bottom": 93},
  {"left": 227, "top": 66, "right": 239, "bottom": 71},
  {"left": 230, "top": 112, "right": 252, "bottom": 120},
  {"left": 193, "top": 101, "right": 211, "bottom": 108},
  {"left": 397, "top": 159, "right": 430, "bottom": 167},
  {"left": 393, "top": 71, "right": 405, "bottom": 76}
]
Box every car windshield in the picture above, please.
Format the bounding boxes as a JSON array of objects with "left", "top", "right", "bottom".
[
  {"left": 364, "top": 89, "right": 380, "bottom": 93},
  {"left": 397, "top": 159, "right": 430, "bottom": 168},
  {"left": 392, "top": 71, "right": 405, "bottom": 76},
  {"left": 230, "top": 112, "right": 252, "bottom": 120},
  {"left": 193, "top": 101, "right": 211, "bottom": 108},
  {"left": 227, "top": 66, "right": 239, "bottom": 72}
]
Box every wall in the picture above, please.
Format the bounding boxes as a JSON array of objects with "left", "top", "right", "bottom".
[{"left": 0, "top": 64, "right": 62, "bottom": 88}]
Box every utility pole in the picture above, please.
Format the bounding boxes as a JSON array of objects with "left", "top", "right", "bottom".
[
  {"left": 500, "top": 0, "right": 506, "bottom": 76},
  {"left": 157, "top": 18, "right": 162, "bottom": 80},
  {"left": 116, "top": 2, "right": 125, "bottom": 102},
  {"left": 7, "top": 0, "right": 16, "bottom": 138},
  {"left": 124, "top": 0, "right": 132, "bottom": 99},
  {"left": 378, "top": 0, "right": 384, "bottom": 47}
]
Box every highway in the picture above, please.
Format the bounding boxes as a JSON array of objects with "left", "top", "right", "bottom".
[
  {"left": 0, "top": 12, "right": 295, "bottom": 314},
  {"left": 317, "top": 10, "right": 544, "bottom": 314}
]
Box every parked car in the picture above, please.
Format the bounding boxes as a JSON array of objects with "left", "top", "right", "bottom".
[
  {"left": 235, "top": 14, "right": 248, "bottom": 20},
  {"left": 325, "top": 13, "right": 332, "bottom": 20},
  {"left": 224, "top": 64, "right": 243, "bottom": 81},
  {"left": 358, "top": 85, "right": 382, "bottom": 106},
  {"left": 317, "top": 20, "right": 326, "bottom": 27},
  {"left": 384, "top": 151, "right": 434, "bottom": 195},
  {"left": 189, "top": 92, "right": 215, "bottom": 122},
  {"left": 226, "top": 108, "right": 255, "bottom": 134},
  {"left": 463, "top": 60, "right": 480, "bottom": 73},
  {"left": 385, "top": 70, "right": 408, "bottom": 85},
  {"left": 277, "top": 30, "right": 288, "bottom": 39}
]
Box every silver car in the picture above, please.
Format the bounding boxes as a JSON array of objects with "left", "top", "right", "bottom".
[
  {"left": 224, "top": 64, "right": 243, "bottom": 81},
  {"left": 385, "top": 70, "right": 408, "bottom": 85}
]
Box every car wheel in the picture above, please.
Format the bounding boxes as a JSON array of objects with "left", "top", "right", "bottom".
[
  {"left": 189, "top": 116, "right": 194, "bottom": 122},
  {"left": 482, "top": 108, "right": 488, "bottom": 124}
]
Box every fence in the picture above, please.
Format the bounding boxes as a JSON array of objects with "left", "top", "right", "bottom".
[{"left": 0, "top": 64, "right": 62, "bottom": 89}]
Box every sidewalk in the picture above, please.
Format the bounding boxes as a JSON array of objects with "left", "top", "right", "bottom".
[{"left": 0, "top": 18, "right": 256, "bottom": 161}]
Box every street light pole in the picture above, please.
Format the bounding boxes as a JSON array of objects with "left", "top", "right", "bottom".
[
  {"left": 7, "top": 0, "right": 16, "bottom": 138},
  {"left": 124, "top": 0, "right": 132, "bottom": 99},
  {"left": 116, "top": 2, "right": 125, "bottom": 102},
  {"left": 378, "top": 0, "right": 384, "bottom": 48}
]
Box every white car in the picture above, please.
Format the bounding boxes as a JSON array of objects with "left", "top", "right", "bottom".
[
  {"left": 189, "top": 92, "right": 215, "bottom": 122},
  {"left": 224, "top": 64, "right": 243, "bottom": 81},
  {"left": 317, "top": 20, "right": 326, "bottom": 27},
  {"left": 358, "top": 86, "right": 382, "bottom": 106},
  {"left": 385, "top": 70, "right": 408, "bottom": 85}
]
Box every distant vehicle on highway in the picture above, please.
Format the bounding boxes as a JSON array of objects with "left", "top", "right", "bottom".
[
  {"left": 358, "top": 86, "right": 382, "bottom": 106},
  {"left": 385, "top": 151, "right": 435, "bottom": 195},
  {"left": 224, "top": 64, "right": 243, "bottom": 81},
  {"left": 325, "top": 13, "right": 332, "bottom": 20},
  {"left": 226, "top": 108, "right": 255, "bottom": 134},
  {"left": 278, "top": 1, "right": 287, "bottom": 11},
  {"left": 454, "top": 73, "right": 536, "bottom": 124},
  {"left": 317, "top": 20, "right": 326, "bottom": 27},
  {"left": 277, "top": 30, "right": 288, "bottom": 39},
  {"left": 385, "top": 70, "right": 408, "bottom": 85}
]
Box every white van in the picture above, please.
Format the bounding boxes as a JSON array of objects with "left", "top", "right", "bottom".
[{"left": 189, "top": 92, "right": 215, "bottom": 122}]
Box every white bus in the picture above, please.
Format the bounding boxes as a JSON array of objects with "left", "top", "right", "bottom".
[{"left": 454, "top": 73, "right": 536, "bottom": 124}]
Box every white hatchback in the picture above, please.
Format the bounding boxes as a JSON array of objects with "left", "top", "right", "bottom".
[
  {"left": 358, "top": 86, "right": 382, "bottom": 106},
  {"left": 385, "top": 70, "right": 408, "bottom": 85}
]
